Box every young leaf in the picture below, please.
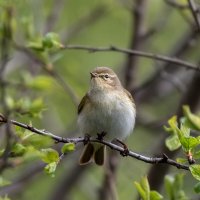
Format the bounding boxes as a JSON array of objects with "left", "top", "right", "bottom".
[
  {"left": 10, "top": 143, "right": 26, "bottom": 157},
  {"left": 141, "top": 176, "right": 150, "bottom": 199},
  {"left": 176, "top": 158, "right": 187, "bottom": 164},
  {"left": 0, "top": 195, "right": 11, "bottom": 200},
  {"left": 41, "top": 148, "right": 59, "bottom": 163},
  {"left": 190, "top": 165, "right": 200, "bottom": 181},
  {"left": 0, "top": 177, "right": 11, "bottom": 187},
  {"left": 165, "top": 135, "right": 181, "bottom": 151},
  {"left": 134, "top": 176, "right": 163, "bottom": 200},
  {"left": 194, "top": 182, "right": 200, "bottom": 193},
  {"left": 44, "top": 162, "right": 57, "bottom": 177},
  {"left": 61, "top": 143, "right": 75, "bottom": 154},
  {"left": 134, "top": 182, "right": 146, "bottom": 200},
  {"left": 42, "top": 32, "right": 63, "bottom": 49},
  {"left": 150, "top": 191, "right": 163, "bottom": 200},
  {"left": 183, "top": 105, "right": 200, "bottom": 130}
]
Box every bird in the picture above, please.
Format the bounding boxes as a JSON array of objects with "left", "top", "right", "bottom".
[{"left": 77, "top": 67, "right": 136, "bottom": 165}]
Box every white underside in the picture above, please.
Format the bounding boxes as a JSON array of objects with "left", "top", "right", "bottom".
[{"left": 78, "top": 89, "right": 136, "bottom": 141}]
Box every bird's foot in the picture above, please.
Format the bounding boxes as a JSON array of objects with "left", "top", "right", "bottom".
[
  {"left": 97, "top": 131, "right": 107, "bottom": 141},
  {"left": 83, "top": 134, "right": 91, "bottom": 145},
  {"left": 116, "top": 139, "right": 129, "bottom": 156}
]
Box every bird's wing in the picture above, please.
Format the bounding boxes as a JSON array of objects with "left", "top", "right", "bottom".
[
  {"left": 78, "top": 94, "right": 89, "bottom": 114},
  {"left": 124, "top": 89, "right": 135, "bottom": 107}
]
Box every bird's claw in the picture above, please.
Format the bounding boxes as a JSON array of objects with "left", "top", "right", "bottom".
[
  {"left": 97, "top": 131, "right": 106, "bottom": 141},
  {"left": 83, "top": 134, "right": 91, "bottom": 145},
  {"left": 116, "top": 139, "right": 129, "bottom": 157}
]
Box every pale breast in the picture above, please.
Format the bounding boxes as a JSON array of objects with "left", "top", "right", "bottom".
[{"left": 77, "top": 90, "right": 136, "bottom": 141}]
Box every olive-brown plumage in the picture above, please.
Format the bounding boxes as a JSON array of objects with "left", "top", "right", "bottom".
[{"left": 78, "top": 67, "right": 136, "bottom": 165}]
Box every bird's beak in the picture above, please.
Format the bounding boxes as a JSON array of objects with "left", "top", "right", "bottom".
[{"left": 90, "top": 72, "right": 97, "bottom": 79}]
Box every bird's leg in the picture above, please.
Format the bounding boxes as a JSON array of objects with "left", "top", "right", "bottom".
[
  {"left": 116, "top": 139, "right": 129, "bottom": 156},
  {"left": 83, "top": 134, "right": 91, "bottom": 145},
  {"left": 97, "top": 131, "right": 107, "bottom": 141}
]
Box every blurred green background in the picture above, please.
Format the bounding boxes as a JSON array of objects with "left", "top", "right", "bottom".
[{"left": 1, "top": 0, "right": 200, "bottom": 199}]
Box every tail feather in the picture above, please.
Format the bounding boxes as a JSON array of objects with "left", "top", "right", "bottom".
[
  {"left": 94, "top": 145, "right": 105, "bottom": 166},
  {"left": 79, "top": 143, "right": 94, "bottom": 165}
]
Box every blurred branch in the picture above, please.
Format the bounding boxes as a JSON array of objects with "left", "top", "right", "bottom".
[
  {"left": 98, "top": 151, "right": 119, "bottom": 200},
  {"left": 134, "top": 28, "right": 199, "bottom": 103},
  {"left": 49, "top": 165, "right": 88, "bottom": 200},
  {"left": 44, "top": 0, "right": 65, "bottom": 33},
  {"left": 63, "top": 44, "right": 200, "bottom": 71},
  {"left": 164, "top": 0, "right": 189, "bottom": 9},
  {"left": 61, "top": 5, "right": 107, "bottom": 42},
  {"left": 0, "top": 7, "right": 14, "bottom": 173},
  {"left": 187, "top": 0, "right": 200, "bottom": 31},
  {"left": 147, "top": 71, "right": 200, "bottom": 191},
  {"left": 0, "top": 162, "right": 45, "bottom": 196},
  {"left": 124, "top": 0, "right": 147, "bottom": 89},
  {"left": 0, "top": 114, "right": 190, "bottom": 171},
  {"left": 14, "top": 44, "right": 79, "bottom": 106}
]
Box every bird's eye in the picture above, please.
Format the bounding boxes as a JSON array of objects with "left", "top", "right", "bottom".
[{"left": 104, "top": 74, "right": 109, "bottom": 79}]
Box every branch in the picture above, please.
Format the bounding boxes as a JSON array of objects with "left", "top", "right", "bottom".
[
  {"left": 14, "top": 44, "right": 79, "bottom": 106},
  {"left": 0, "top": 114, "right": 190, "bottom": 171},
  {"left": 62, "top": 44, "right": 200, "bottom": 71},
  {"left": 188, "top": 0, "right": 200, "bottom": 31}
]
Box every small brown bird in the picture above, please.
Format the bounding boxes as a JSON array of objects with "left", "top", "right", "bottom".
[{"left": 77, "top": 67, "right": 136, "bottom": 165}]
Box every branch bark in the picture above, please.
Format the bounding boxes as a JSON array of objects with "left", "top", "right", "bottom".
[
  {"left": 147, "top": 71, "right": 200, "bottom": 191},
  {"left": 188, "top": 0, "right": 200, "bottom": 32},
  {"left": 0, "top": 114, "right": 190, "bottom": 171},
  {"left": 62, "top": 44, "right": 200, "bottom": 71}
]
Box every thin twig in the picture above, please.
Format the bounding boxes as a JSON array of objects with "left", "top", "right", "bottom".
[
  {"left": 14, "top": 43, "right": 79, "bottom": 106},
  {"left": 62, "top": 45, "right": 200, "bottom": 71},
  {"left": 0, "top": 114, "right": 190, "bottom": 171},
  {"left": 188, "top": 0, "right": 200, "bottom": 32},
  {"left": 164, "top": 0, "right": 189, "bottom": 9}
]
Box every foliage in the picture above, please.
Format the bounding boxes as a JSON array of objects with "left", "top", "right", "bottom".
[
  {"left": 164, "top": 106, "right": 200, "bottom": 192},
  {"left": 134, "top": 176, "right": 163, "bottom": 200}
]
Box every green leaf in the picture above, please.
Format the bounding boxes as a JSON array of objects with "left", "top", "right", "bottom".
[
  {"left": 27, "top": 75, "right": 53, "bottom": 91},
  {"left": 165, "top": 174, "right": 188, "bottom": 200},
  {"left": 134, "top": 182, "right": 146, "bottom": 200},
  {"left": 165, "top": 135, "right": 181, "bottom": 151},
  {"left": 0, "top": 177, "right": 11, "bottom": 187},
  {"left": 193, "top": 150, "right": 200, "bottom": 159},
  {"left": 0, "top": 195, "right": 11, "bottom": 200},
  {"left": 183, "top": 105, "right": 200, "bottom": 130},
  {"left": 44, "top": 162, "right": 57, "bottom": 177},
  {"left": 181, "top": 117, "right": 198, "bottom": 131},
  {"left": 61, "top": 143, "right": 75, "bottom": 154},
  {"left": 141, "top": 176, "right": 150, "bottom": 199},
  {"left": 23, "top": 133, "right": 53, "bottom": 148},
  {"left": 10, "top": 143, "right": 26, "bottom": 157},
  {"left": 42, "top": 32, "right": 63, "bottom": 49},
  {"left": 179, "top": 136, "right": 199, "bottom": 152},
  {"left": 165, "top": 175, "right": 174, "bottom": 200},
  {"left": 27, "top": 41, "right": 44, "bottom": 51},
  {"left": 150, "top": 191, "right": 163, "bottom": 200},
  {"left": 41, "top": 148, "right": 59, "bottom": 163},
  {"left": 176, "top": 158, "right": 188, "bottom": 164},
  {"left": 0, "top": 149, "right": 4, "bottom": 156},
  {"left": 194, "top": 182, "right": 200, "bottom": 193},
  {"left": 190, "top": 165, "right": 200, "bottom": 181},
  {"left": 5, "top": 96, "right": 14, "bottom": 109}
]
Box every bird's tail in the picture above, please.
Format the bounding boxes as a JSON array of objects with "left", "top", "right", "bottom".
[{"left": 79, "top": 143, "right": 105, "bottom": 165}]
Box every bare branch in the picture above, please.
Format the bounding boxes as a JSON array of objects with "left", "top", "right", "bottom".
[
  {"left": 62, "top": 44, "right": 200, "bottom": 71},
  {"left": 124, "top": 0, "right": 147, "bottom": 89},
  {"left": 0, "top": 114, "right": 190, "bottom": 171},
  {"left": 188, "top": 0, "right": 200, "bottom": 31},
  {"left": 164, "top": 0, "right": 189, "bottom": 9},
  {"left": 14, "top": 44, "right": 79, "bottom": 106},
  {"left": 44, "top": 0, "right": 65, "bottom": 33}
]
